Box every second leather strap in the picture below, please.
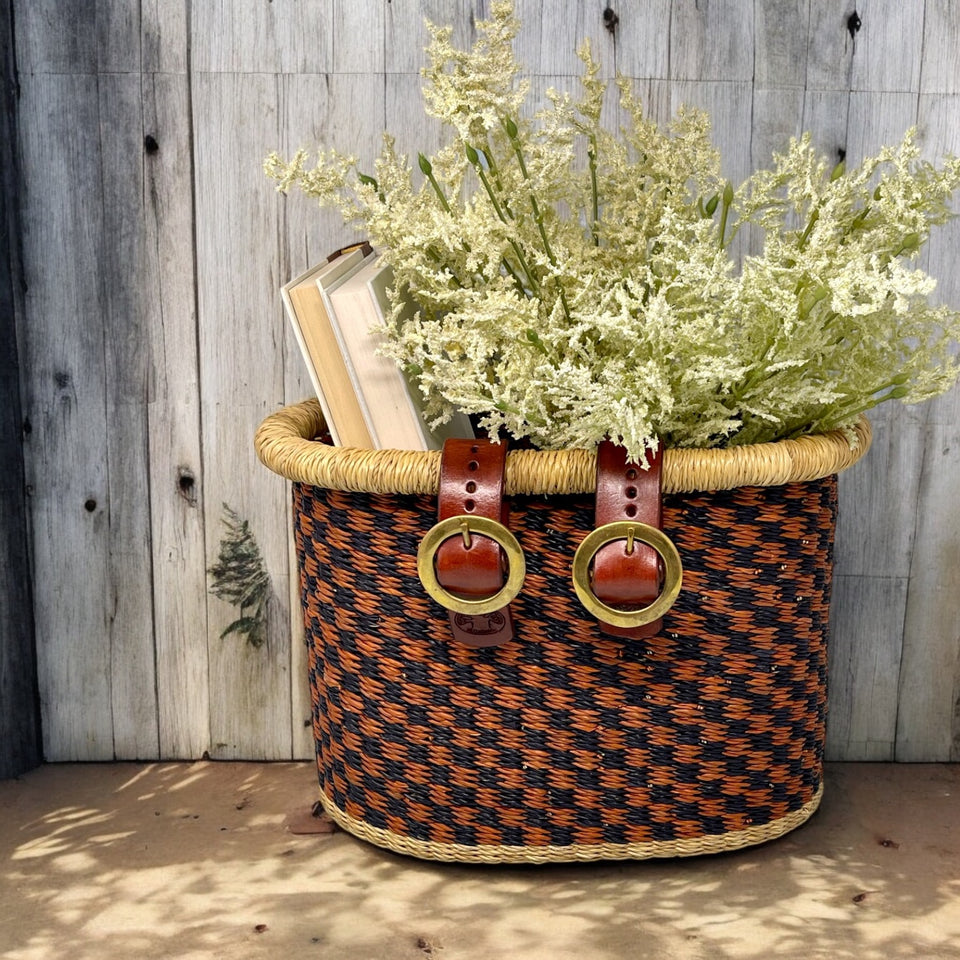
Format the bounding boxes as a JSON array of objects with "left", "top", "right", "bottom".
[
  {"left": 436, "top": 438, "right": 515, "bottom": 647},
  {"left": 592, "top": 440, "right": 665, "bottom": 639}
]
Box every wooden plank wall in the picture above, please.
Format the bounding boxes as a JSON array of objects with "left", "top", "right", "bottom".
[
  {"left": 0, "top": 0, "right": 40, "bottom": 778},
  {"left": 9, "top": 0, "right": 960, "bottom": 764}
]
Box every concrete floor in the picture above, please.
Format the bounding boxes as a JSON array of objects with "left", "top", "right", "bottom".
[{"left": 1, "top": 762, "right": 958, "bottom": 960}]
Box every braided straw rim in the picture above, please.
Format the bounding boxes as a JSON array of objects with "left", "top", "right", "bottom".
[
  {"left": 256, "top": 399, "right": 871, "bottom": 495},
  {"left": 316, "top": 784, "right": 823, "bottom": 864}
]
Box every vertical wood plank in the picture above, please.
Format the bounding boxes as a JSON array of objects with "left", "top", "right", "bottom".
[
  {"left": 514, "top": 0, "right": 609, "bottom": 78},
  {"left": 825, "top": 575, "right": 909, "bottom": 760},
  {"left": 611, "top": 0, "right": 672, "bottom": 80},
  {"left": 193, "top": 69, "right": 294, "bottom": 760},
  {"left": 98, "top": 69, "right": 161, "bottom": 760},
  {"left": 805, "top": 0, "right": 856, "bottom": 91},
  {"left": 895, "top": 93, "right": 960, "bottom": 761},
  {"left": 17, "top": 72, "right": 114, "bottom": 760},
  {"left": 142, "top": 3, "right": 211, "bottom": 758},
  {"left": 13, "top": 0, "right": 97, "bottom": 74},
  {"left": 331, "top": 0, "right": 385, "bottom": 75},
  {"left": 276, "top": 73, "right": 388, "bottom": 759},
  {"left": 669, "top": 0, "right": 755, "bottom": 82},
  {"left": 191, "top": 0, "right": 332, "bottom": 74},
  {"left": 386, "top": 1, "right": 478, "bottom": 75},
  {"left": 800, "top": 90, "right": 850, "bottom": 159},
  {"left": 0, "top": 0, "right": 41, "bottom": 778},
  {"left": 896, "top": 408, "right": 960, "bottom": 761},
  {"left": 919, "top": 0, "right": 960, "bottom": 96},
  {"left": 755, "top": 0, "right": 810, "bottom": 87},
  {"left": 275, "top": 75, "right": 328, "bottom": 762},
  {"left": 752, "top": 0, "right": 809, "bottom": 170},
  {"left": 825, "top": 90, "right": 924, "bottom": 761},
  {"left": 850, "top": 0, "right": 925, "bottom": 93}
]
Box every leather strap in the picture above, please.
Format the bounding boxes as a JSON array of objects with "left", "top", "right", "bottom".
[
  {"left": 435, "top": 439, "right": 514, "bottom": 647},
  {"left": 592, "top": 440, "right": 664, "bottom": 639}
]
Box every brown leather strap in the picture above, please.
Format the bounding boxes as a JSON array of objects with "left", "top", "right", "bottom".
[
  {"left": 435, "top": 439, "right": 514, "bottom": 647},
  {"left": 592, "top": 440, "right": 664, "bottom": 639}
]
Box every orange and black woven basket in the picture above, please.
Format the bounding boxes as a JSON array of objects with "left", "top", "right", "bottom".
[{"left": 256, "top": 399, "right": 870, "bottom": 864}]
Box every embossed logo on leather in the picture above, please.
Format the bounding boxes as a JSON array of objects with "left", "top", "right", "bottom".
[{"left": 454, "top": 611, "right": 507, "bottom": 635}]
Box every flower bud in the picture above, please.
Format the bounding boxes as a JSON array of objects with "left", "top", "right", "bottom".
[
  {"left": 898, "top": 232, "right": 921, "bottom": 254},
  {"left": 705, "top": 194, "right": 719, "bottom": 216},
  {"left": 504, "top": 117, "right": 519, "bottom": 139},
  {"left": 830, "top": 160, "right": 845, "bottom": 181},
  {"left": 723, "top": 181, "right": 734, "bottom": 206},
  {"left": 418, "top": 153, "right": 433, "bottom": 176},
  {"left": 465, "top": 143, "right": 479, "bottom": 164}
]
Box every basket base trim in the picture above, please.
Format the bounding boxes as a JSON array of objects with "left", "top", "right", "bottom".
[{"left": 316, "top": 784, "right": 824, "bottom": 865}]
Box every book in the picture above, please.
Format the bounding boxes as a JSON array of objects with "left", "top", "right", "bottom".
[
  {"left": 326, "top": 254, "right": 474, "bottom": 450},
  {"left": 280, "top": 244, "right": 374, "bottom": 446},
  {"left": 365, "top": 263, "right": 475, "bottom": 446}
]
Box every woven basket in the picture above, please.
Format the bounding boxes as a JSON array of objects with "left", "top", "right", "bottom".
[{"left": 256, "top": 399, "right": 871, "bottom": 864}]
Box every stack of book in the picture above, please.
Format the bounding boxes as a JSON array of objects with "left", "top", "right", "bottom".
[{"left": 280, "top": 243, "right": 474, "bottom": 449}]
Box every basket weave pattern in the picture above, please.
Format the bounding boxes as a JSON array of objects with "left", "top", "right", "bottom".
[{"left": 294, "top": 476, "right": 838, "bottom": 862}]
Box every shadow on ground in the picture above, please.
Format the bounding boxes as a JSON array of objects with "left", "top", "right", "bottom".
[{"left": 1, "top": 762, "right": 958, "bottom": 959}]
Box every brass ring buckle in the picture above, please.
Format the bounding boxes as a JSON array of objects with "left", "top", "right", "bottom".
[
  {"left": 572, "top": 521, "right": 683, "bottom": 628},
  {"left": 417, "top": 515, "right": 526, "bottom": 615}
]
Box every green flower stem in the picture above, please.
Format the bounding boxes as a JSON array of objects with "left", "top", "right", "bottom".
[
  {"left": 468, "top": 146, "right": 541, "bottom": 299},
  {"left": 587, "top": 136, "right": 600, "bottom": 245},
  {"left": 797, "top": 206, "right": 820, "bottom": 251},
  {"left": 480, "top": 145, "right": 510, "bottom": 207},
  {"left": 718, "top": 181, "right": 734, "bottom": 249},
  {"left": 424, "top": 245, "right": 467, "bottom": 288},
  {"left": 778, "top": 383, "right": 910, "bottom": 441},
  {"left": 503, "top": 118, "right": 573, "bottom": 320},
  {"left": 494, "top": 400, "right": 546, "bottom": 425},
  {"left": 419, "top": 153, "right": 452, "bottom": 213},
  {"left": 421, "top": 152, "right": 488, "bottom": 289}
]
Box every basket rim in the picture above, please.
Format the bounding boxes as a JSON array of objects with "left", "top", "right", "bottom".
[{"left": 254, "top": 398, "right": 872, "bottom": 496}]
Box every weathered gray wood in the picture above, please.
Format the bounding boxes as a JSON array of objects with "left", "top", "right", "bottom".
[
  {"left": 193, "top": 69, "right": 296, "bottom": 760},
  {"left": 805, "top": 0, "right": 857, "bottom": 91},
  {"left": 386, "top": 1, "right": 479, "bottom": 75},
  {"left": 17, "top": 71, "right": 114, "bottom": 761},
  {"left": 670, "top": 0, "right": 755, "bottom": 82},
  {"left": 10, "top": 0, "right": 960, "bottom": 764},
  {"left": 141, "top": 38, "right": 211, "bottom": 757},
  {"left": 98, "top": 68, "right": 161, "bottom": 761},
  {"left": 515, "top": 0, "right": 611, "bottom": 78},
  {"left": 610, "top": 1, "right": 672, "bottom": 81},
  {"left": 824, "top": 90, "right": 929, "bottom": 761},
  {"left": 920, "top": 0, "right": 960, "bottom": 96},
  {"left": 826, "top": 575, "right": 909, "bottom": 761},
  {"left": 851, "top": 0, "right": 925, "bottom": 93},
  {"left": 13, "top": 0, "right": 98, "bottom": 74},
  {"left": 0, "top": 0, "right": 41, "bottom": 779},
  {"left": 895, "top": 92, "right": 960, "bottom": 761},
  {"left": 896, "top": 411, "right": 960, "bottom": 761},
  {"left": 191, "top": 0, "right": 332, "bottom": 74},
  {"left": 755, "top": 0, "right": 809, "bottom": 88}
]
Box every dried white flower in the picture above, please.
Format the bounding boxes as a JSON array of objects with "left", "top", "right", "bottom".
[{"left": 266, "top": 2, "right": 960, "bottom": 461}]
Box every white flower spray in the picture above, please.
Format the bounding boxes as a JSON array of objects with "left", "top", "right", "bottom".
[{"left": 265, "top": 1, "right": 960, "bottom": 462}]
